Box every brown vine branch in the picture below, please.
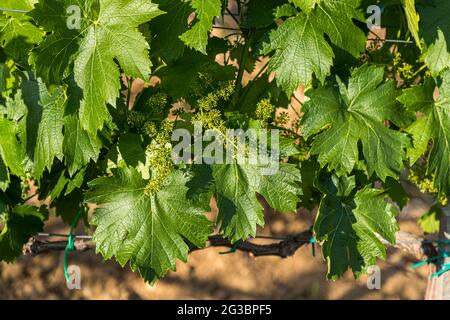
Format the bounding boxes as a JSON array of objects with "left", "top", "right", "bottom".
[
  {"left": 23, "top": 239, "right": 95, "bottom": 255},
  {"left": 23, "top": 229, "right": 436, "bottom": 261},
  {"left": 197, "top": 230, "right": 313, "bottom": 257}
]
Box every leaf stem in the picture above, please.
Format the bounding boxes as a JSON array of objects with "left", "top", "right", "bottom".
[
  {"left": 212, "top": 25, "right": 240, "bottom": 31},
  {"left": 22, "top": 192, "right": 38, "bottom": 203},
  {"left": 126, "top": 77, "right": 133, "bottom": 109},
  {"left": 225, "top": 8, "right": 240, "bottom": 26},
  {"left": 238, "top": 59, "right": 270, "bottom": 104},
  {"left": 231, "top": 30, "right": 252, "bottom": 108},
  {"left": 272, "top": 125, "right": 302, "bottom": 140}
]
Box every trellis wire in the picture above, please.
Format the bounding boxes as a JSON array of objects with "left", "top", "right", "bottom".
[
  {"left": 36, "top": 231, "right": 449, "bottom": 246},
  {"left": 0, "top": 8, "right": 28, "bottom": 13},
  {"left": 411, "top": 242, "right": 450, "bottom": 278},
  {"left": 367, "top": 38, "right": 414, "bottom": 44},
  {"left": 37, "top": 231, "right": 450, "bottom": 279}
]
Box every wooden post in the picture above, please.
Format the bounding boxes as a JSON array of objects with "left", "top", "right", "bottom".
[{"left": 425, "top": 202, "right": 450, "bottom": 300}]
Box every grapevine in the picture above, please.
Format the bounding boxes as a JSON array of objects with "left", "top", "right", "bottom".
[{"left": 0, "top": 0, "right": 449, "bottom": 295}]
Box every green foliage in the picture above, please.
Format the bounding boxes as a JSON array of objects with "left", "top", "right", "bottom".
[
  {"left": 314, "top": 173, "right": 398, "bottom": 279},
  {"left": 401, "top": 0, "right": 421, "bottom": 49},
  {"left": 63, "top": 115, "right": 102, "bottom": 176},
  {"left": 399, "top": 72, "right": 450, "bottom": 194},
  {"left": 419, "top": 204, "right": 441, "bottom": 234},
  {"left": 86, "top": 167, "right": 211, "bottom": 283},
  {"left": 30, "top": 0, "right": 163, "bottom": 134},
  {"left": 0, "top": 0, "right": 449, "bottom": 284},
  {"left": 0, "top": 205, "right": 45, "bottom": 262},
  {"left": 424, "top": 29, "right": 450, "bottom": 77},
  {"left": 190, "top": 162, "right": 301, "bottom": 242},
  {"left": 260, "top": 0, "right": 366, "bottom": 96},
  {"left": 302, "top": 64, "right": 410, "bottom": 181},
  {"left": 0, "top": 0, "right": 43, "bottom": 64},
  {"left": 179, "top": 0, "right": 222, "bottom": 54}
]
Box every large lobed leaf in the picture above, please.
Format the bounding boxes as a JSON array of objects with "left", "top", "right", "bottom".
[
  {"left": 314, "top": 173, "right": 398, "bottom": 279},
  {"left": 419, "top": 0, "right": 450, "bottom": 77},
  {"left": 189, "top": 162, "right": 302, "bottom": 242},
  {"left": 30, "top": 0, "right": 163, "bottom": 134},
  {"left": 0, "top": 77, "right": 67, "bottom": 180},
  {"left": 301, "top": 64, "right": 411, "bottom": 181},
  {"left": 260, "top": 0, "right": 366, "bottom": 96},
  {"left": 86, "top": 167, "right": 212, "bottom": 283},
  {"left": 149, "top": 0, "right": 193, "bottom": 61}
]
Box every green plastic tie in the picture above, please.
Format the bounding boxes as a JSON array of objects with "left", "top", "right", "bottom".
[
  {"left": 431, "top": 239, "right": 450, "bottom": 244},
  {"left": 309, "top": 227, "right": 316, "bottom": 257},
  {"left": 411, "top": 239, "right": 450, "bottom": 278},
  {"left": 219, "top": 241, "right": 240, "bottom": 255},
  {"left": 431, "top": 264, "right": 450, "bottom": 278},
  {"left": 64, "top": 208, "right": 83, "bottom": 284},
  {"left": 411, "top": 253, "right": 445, "bottom": 269}
]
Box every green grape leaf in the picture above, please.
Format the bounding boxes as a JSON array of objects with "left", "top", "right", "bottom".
[
  {"left": 302, "top": 64, "right": 410, "bottom": 181},
  {"left": 86, "top": 167, "right": 212, "bottom": 283},
  {"left": 15, "top": 78, "right": 66, "bottom": 180},
  {"left": 242, "top": 0, "right": 292, "bottom": 29},
  {"left": 383, "top": 176, "right": 409, "bottom": 209},
  {"left": 0, "top": 114, "right": 26, "bottom": 177},
  {"left": 179, "top": 0, "right": 222, "bottom": 54},
  {"left": 157, "top": 47, "right": 236, "bottom": 100},
  {"left": 33, "top": 83, "right": 66, "bottom": 180},
  {"left": 190, "top": 162, "right": 301, "bottom": 242},
  {"left": 401, "top": 0, "right": 421, "bottom": 49},
  {"left": 314, "top": 173, "right": 398, "bottom": 280},
  {"left": 260, "top": 0, "right": 366, "bottom": 96},
  {"left": 0, "top": 157, "right": 10, "bottom": 192},
  {"left": 289, "top": 0, "right": 319, "bottom": 12},
  {"left": 150, "top": 0, "right": 192, "bottom": 61},
  {"left": 118, "top": 132, "right": 145, "bottom": 167},
  {"left": 399, "top": 71, "right": 450, "bottom": 193},
  {"left": 419, "top": 0, "right": 450, "bottom": 46},
  {"left": 0, "top": 205, "right": 45, "bottom": 263},
  {"left": 28, "top": 0, "right": 81, "bottom": 85},
  {"left": 419, "top": 204, "right": 441, "bottom": 234},
  {"left": 63, "top": 115, "right": 102, "bottom": 176},
  {"left": 0, "top": 0, "right": 44, "bottom": 62},
  {"left": 0, "top": 60, "right": 18, "bottom": 97},
  {"left": 30, "top": 0, "right": 164, "bottom": 134},
  {"left": 424, "top": 29, "right": 450, "bottom": 77}
]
